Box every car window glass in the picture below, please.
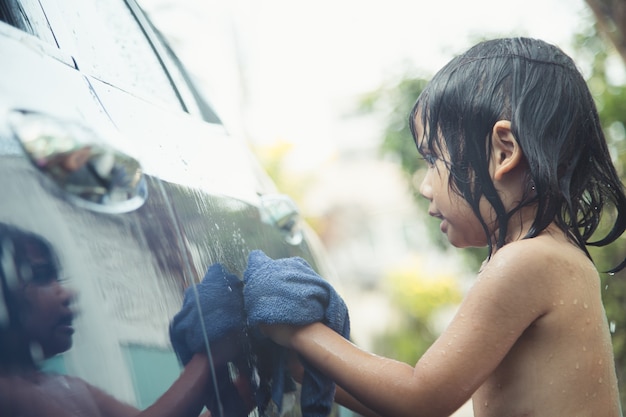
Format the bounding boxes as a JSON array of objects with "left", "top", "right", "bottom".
[
  {"left": 0, "top": 0, "right": 57, "bottom": 45},
  {"left": 50, "top": 0, "right": 182, "bottom": 111}
]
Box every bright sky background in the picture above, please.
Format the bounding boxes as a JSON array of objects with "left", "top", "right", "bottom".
[{"left": 141, "top": 0, "right": 590, "bottom": 169}]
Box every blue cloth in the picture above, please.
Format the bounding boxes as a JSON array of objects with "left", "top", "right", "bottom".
[
  {"left": 169, "top": 263, "right": 251, "bottom": 417},
  {"left": 169, "top": 263, "right": 245, "bottom": 364},
  {"left": 243, "top": 250, "right": 350, "bottom": 417}
]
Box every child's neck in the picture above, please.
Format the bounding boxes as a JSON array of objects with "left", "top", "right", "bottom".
[
  {"left": 493, "top": 207, "right": 563, "bottom": 249},
  {"left": 0, "top": 343, "right": 40, "bottom": 375}
]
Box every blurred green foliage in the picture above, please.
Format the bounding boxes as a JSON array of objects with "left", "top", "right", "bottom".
[
  {"left": 363, "top": 19, "right": 626, "bottom": 408},
  {"left": 372, "top": 258, "right": 462, "bottom": 363}
]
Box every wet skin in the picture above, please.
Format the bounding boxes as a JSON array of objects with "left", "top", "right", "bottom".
[{"left": 262, "top": 119, "right": 622, "bottom": 417}]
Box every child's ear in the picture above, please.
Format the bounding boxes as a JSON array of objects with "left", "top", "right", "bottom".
[{"left": 491, "top": 120, "right": 523, "bottom": 181}]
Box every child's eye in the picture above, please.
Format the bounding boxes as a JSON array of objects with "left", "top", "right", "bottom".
[
  {"left": 420, "top": 154, "right": 438, "bottom": 166},
  {"left": 27, "top": 263, "right": 59, "bottom": 285}
]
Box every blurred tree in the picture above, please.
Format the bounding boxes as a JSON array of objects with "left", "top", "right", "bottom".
[
  {"left": 253, "top": 139, "right": 308, "bottom": 201},
  {"left": 585, "top": 0, "right": 626, "bottom": 63},
  {"left": 373, "top": 258, "right": 462, "bottom": 364},
  {"left": 251, "top": 140, "right": 328, "bottom": 234},
  {"left": 362, "top": 13, "right": 626, "bottom": 408}
]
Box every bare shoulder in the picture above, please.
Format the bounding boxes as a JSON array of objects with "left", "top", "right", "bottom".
[
  {"left": 483, "top": 232, "right": 597, "bottom": 287},
  {"left": 474, "top": 231, "right": 599, "bottom": 321}
]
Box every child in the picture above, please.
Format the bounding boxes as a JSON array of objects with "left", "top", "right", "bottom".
[
  {"left": 0, "top": 223, "right": 214, "bottom": 417},
  {"left": 253, "top": 38, "right": 626, "bottom": 416}
]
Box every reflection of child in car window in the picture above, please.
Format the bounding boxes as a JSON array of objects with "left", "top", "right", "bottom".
[{"left": 0, "top": 224, "right": 212, "bottom": 417}]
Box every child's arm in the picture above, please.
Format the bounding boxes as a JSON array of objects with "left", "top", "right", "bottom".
[
  {"left": 264, "top": 244, "right": 552, "bottom": 417},
  {"left": 285, "top": 346, "right": 381, "bottom": 417},
  {"left": 89, "top": 353, "right": 212, "bottom": 417},
  {"left": 333, "top": 384, "right": 382, "bottom": 417}
]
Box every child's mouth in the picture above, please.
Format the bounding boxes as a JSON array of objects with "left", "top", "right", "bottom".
[
  {"left": 429, "top": 212, "right": 448, "bottom": 233},
  {"left": 440, "top": 219, "right": 448, "bottom": 234},
  {"left": 57, "top": 314, "right": 75, "bottom": 334}
]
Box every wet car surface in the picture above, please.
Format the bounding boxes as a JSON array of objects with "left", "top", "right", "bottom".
[{"left": 0, "top": 0, "right": 336, "bottom": 414}]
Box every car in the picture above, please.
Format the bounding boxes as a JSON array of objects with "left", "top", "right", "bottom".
[{"left": 0, "top": 0, "right": 338, "bottom": 415}]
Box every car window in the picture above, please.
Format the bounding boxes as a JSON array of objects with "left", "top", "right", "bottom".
[
  {"left": 0, "top": 0, "right": 57, "bottom": 45},
  {"left": 44, "top": 0, "right": 183, "bottom": 112},
  {"left": 154, "top": 30, "right": 223, "bottom": 124}
]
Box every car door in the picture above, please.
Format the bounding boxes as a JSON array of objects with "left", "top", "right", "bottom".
[{"left": 0, "top": 0, "right": 336, "bottom": 414}]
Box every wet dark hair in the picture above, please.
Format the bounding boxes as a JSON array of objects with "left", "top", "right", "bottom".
[
  {"left": 409, "top": 37, "right": 626, "bottom": 271},
  {"left": 0, "top": 224, "right": 60, "bottom": 369}
]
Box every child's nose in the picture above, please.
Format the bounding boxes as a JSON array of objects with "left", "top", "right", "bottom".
[
  {"left": 58, "top": 283, "right": 77, "bottom": 306},
  {"left": 419, "top": 171, "right": 433, "bottom": 201}
]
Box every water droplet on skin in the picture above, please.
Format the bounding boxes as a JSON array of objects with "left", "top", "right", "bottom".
[
  {"left": 573, "top": 299, "right": 578, "bottom": 305},
  {"left": 575, "top": 362, "right": 580, "bottom": 370},
  {"left": 559, "top": 300, "right": 564, "bottom": 305},
  {"left": 598, "top": 378, "right": 603, "bottom": 384},
  {"left": 598, "top": 359, "right": 603, "bottom": 365},
  {"left": 583, "top": 346, "right": 587, "bottom": 352},
  {"left": 583, "top": 303, "right": 589, "bottom": 309},
  {"left": 586, "top": 318, "right": 591, "bottom": 324}
]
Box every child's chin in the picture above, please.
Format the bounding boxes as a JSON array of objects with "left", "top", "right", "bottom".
[
  {"left": 447, "top": 236, "right": 486, "bottom": 249},
  {"left": 43, "top": 338, "right": 74, "bottom": 359}
]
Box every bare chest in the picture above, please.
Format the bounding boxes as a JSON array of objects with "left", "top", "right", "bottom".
[{"left": 9, "top": 375, "right": 103, "bottom": 417}]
